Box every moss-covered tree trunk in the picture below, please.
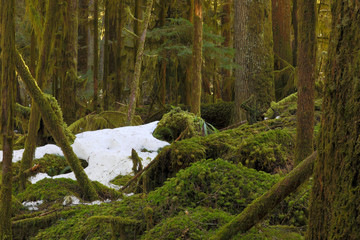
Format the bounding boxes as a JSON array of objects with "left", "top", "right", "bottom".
[
  {"left": 233, "top": 0, "right": 275, "bottom": 124},
  {"left": 211, "top": 151, "right": 317, "bottom": 240},
  {"left": 93, "top": 0, "right": 99, "bottom": 111},
  {"left": 18, "top": 0, "right": 58, "bottom": 191},
  {"left": 103, "top": 0, "right": 110, "bottom": 111},
  {"left": 307, "top": 2, "right": 360, "bottom": 239},
  {"left": 185, "top": 0, "right": 194, "bottom": 107},
  {"left": 190, "top": 0, "right": 203, "bottom": 115},
  {"left": 272, "top": 0, "right": 293, "bottom": 100},
  {"left": 78, "top": 0, "right": 89, "bottom": 74},
  {"left": 59, "top": 0, "right": 78, "bottom": 124},
  {"left": 127, "top": 0, "right": 153, "bottom": 124},
  {"left": 294, "top": 0, "right": 316, "bottom": 165},
  {"left": 114, "top": 0, "right": 125, "bottom": 103},
  {"left": 292, "top": 0, "right": 298, "bottom": 67},
  {"left": 0, "top": 0, "right": 15, "bottom": 238},
  {"left": 221, "top": 0, "right": 232, "bottom": 102},
  {"left": 15, "top": 50, "right": 98, "bottom": 201}
]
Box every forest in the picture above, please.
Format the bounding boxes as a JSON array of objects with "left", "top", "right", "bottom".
[{"left": 0, "top": 0, "right": 359, "bottom": 239}]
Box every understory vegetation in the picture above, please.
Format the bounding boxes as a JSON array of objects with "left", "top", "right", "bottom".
[{"left": 2, "top": 95, "right": 320, "bottom": 239}]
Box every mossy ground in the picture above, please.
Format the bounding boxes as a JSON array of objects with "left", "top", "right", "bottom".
[{"left": 1, "top": 95, "right": 319, "bottom": 239}]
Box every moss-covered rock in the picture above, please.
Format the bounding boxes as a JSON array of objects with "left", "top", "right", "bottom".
[
  {"left": 147, "top": 159, "right": 279, "bottom": 217},
  {"left": 153, "top": 107, "right": 216, "bottom": 142},
  {"left": 201, "top": 101, "right": 234, "bottom": 129}
]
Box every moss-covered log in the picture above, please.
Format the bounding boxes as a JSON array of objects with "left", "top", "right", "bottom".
[
  {"left": 14, "top": 49, "right": 98, "bottom": 201},
  {"left": 210, "top": 151, "right": 317, "bottom": 240}
]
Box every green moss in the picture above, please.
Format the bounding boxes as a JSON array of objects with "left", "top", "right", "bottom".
[
  {"left": 147, "top": 159, "right": 279, "bottom": 217},
  {"left": 142, "top": 207, "right": 233, "bottom": 240},
  {"left": 201, "top": 101, "right": 234, "bottom": 129},
  {"left": 233, "top": 225, "right": 304, "bottom": 240},
  {"left": 153, "top": 107, "right": 216, "bottom": 142}
]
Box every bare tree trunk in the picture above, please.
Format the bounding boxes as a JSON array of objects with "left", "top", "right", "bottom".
[
  {"left": 127, "top": 0, "right": 154, "bottom": 124},
  {"left": 78, "top": 0, "right": 89, "bottom": 74},
  {"left": 102, "top": 0, "right": 110, "bottom": 110},
  {"left": 114, "top": 0, "right": 125, "bottom": 103},
  {"left": 294, "top": 0, "right": 316, "bottom": 165},
  {"left": 190, "top": 0, "right": 203, "bottom": 115},
  {"left": 233, "top": 0, "right": 274, "bottom": 124},
  {"left": 185, "top": 0, "right": 194, "bottom": 107},
  {"left": 211, "top": 151, "right": 317, "bottom": 240},
  {"left": 15, "top": 50, "right": 99, "bottom": 201},
  {"left": 18, "top": 0, "right": 59, "bottom": 191},
  {"left": 0, "top": 0, "right": 15, "bottom": 238}
]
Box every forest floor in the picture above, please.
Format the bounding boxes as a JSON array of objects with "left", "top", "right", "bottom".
[{"left": 1, "top": 93, "right": 321, "bottom": 239}]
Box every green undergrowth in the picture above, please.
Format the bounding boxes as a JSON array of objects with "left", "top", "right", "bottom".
[{"left": 18, "top": 158, "right": 310, "bottom": 239}]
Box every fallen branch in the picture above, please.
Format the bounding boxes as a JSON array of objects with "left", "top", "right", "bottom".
[{"left": 211, "top": 151, "right": 317, "bottom": 240}]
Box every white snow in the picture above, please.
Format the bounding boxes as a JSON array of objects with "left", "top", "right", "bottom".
[
  {"left": 1, "top": 121, "right": 169, "bottom": 188},
  {"left": 22, "top": 200, "right": 44, "bottom": 211}
]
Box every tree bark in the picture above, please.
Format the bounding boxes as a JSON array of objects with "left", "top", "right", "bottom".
[
  {"left": 127, "top": 0, "right": 154, "bottom": 124},
  {"left": 294, "top": 0, "right": 316, "bottom": 165},
  {"left": 233, "top": 0, "right": 275, "bottom": 124},
  {"left": 272, "top": 0, "right": 293, "bottom": 100},
  {"left": 211, "top": 151, "right": 317, "bottom": 240},
  {"left": 93, "top": 0, "right": 99, "bottom": 111},
  {"left": 14, "top": 49, "right": 98, "bottom": 201},
  {"left": 184, "top": 0, "right": 194, "bottom": 107},
  {"left": 221, "top": 0, "right": 232, "bottom": 102},
  {"left": 190, "top": 0, "right": 203, "bottom": 115},
  {"left": 307, "top": 2, "right": 360, "bottom": 239},
  {"left": 114, "top": 0, "right": 125, "bottom": 103},
  {"left": 18, "top": 0, "right": 58, "bottom": 191},
  {"left": 78, "top": 0, "right": 89, "bottom": 74},
  {"left": 59, "top": 0, "right": 78, "bottom": 124},
  {"left": 0, "top": 0, "right": 15, "bottom": 238}
]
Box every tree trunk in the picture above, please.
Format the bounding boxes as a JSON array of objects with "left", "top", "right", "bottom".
[
  {"left": 78, "top": 0, "right": 89, "bottom": 74},
  {"left": 307, "top": 2, "right": 360, "bottom": 239},
  {"left": 114, "top": 0, "right": 125, "bottom": 103},
  {"left": 272, "top": 0, "right": 293, "bottom": 100},
  {"left": 233, "top": 0, "right": 275, "bottom": 124},
  {"left": 0, "top": 0, "right": 15, "bottom": 238},
  {"left": 127, "top": 0, "right": 153, "bottom": 124},
  {"left": 211, "top": 151, "right": 317, "bottom": 240},
  {"left": 292, "top": 0, "right": 298, "bottom": 67},
  {"left": 184, "top": 0, "right": 194, "bottom": 107},
  {"left": 93, "top": 0, "right": 99, "bottom": 111},
  {"left": 190, "top": 0, "right": 203, "bottom": 115},
  {"left": 102, "top": 0, "right": 111, "bottom": 111},
  {"left": 221, "top": 0, "right": 232, "bottom": 102},
  {"left": 15, "top": 50, "right": 98, "bottom": 201},
  {"left": 294, "top": 0, "right": 316, "bottom": 165},
  {"left": 18, "top": 0, "right": 59, "bottom": 191},
  {"left": 59, "top": 0, "right": 78, "bottom": 124}
]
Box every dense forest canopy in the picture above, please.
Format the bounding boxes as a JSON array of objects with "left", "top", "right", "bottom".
[{"left": 0, "top": 0, "right": 359, "bottom": 239}]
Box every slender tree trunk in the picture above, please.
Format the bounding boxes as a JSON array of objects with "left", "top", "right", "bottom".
[
  {"left": 294, "top": 0, "right": 316, "bottom": 165},
  {"left": 292, "top": 0, "right": 298, "bottom": 67},
  {"left": 134, "top": 0, "right": 142, "bottom": 65},
  {"left": 159, "top": 1, "right": 168, "bottom": 105},
  {"left": 185, "top": 0, "right": 194, "bottom": 107},
  {"left": 190, "top": 0, "right": 203, "bottom": 115},
  {"left": 18, "top": 0, "right": 59, "bottom": 191},
  {"left": 272, "top": 0, "right": 293, "bottom": 100},
  {"left": 233, "top": 0, "right": 275, "bottom": 123},
  {"left": 103, "top": 0, "right": 110, "bottom": 110},
  {"left": 211, "top": 152, "right": 317, "bottom": 240},
  {"left": 93, "top": 0, "right": 99, "bottom": 111},
  {"left": 114, "top": 0, "right": 125, "bottom": 103},
  {"left": 78, "top": 0, "right": 89, "bottom": 74},
  {"left": 0, "top": 0, "right": 15, "bottom": 238},
  {"left": 221, "top": 0, "right": 232, "bottom": 102},
  {"left": 307, "top": 2, "right": 360, "bottom": 239},
  {"left": 127, "top": 0, "right": 153, "bottom": 124},
  {"left": 15, "top": 50, "right": 99, "bottom": 201}
]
